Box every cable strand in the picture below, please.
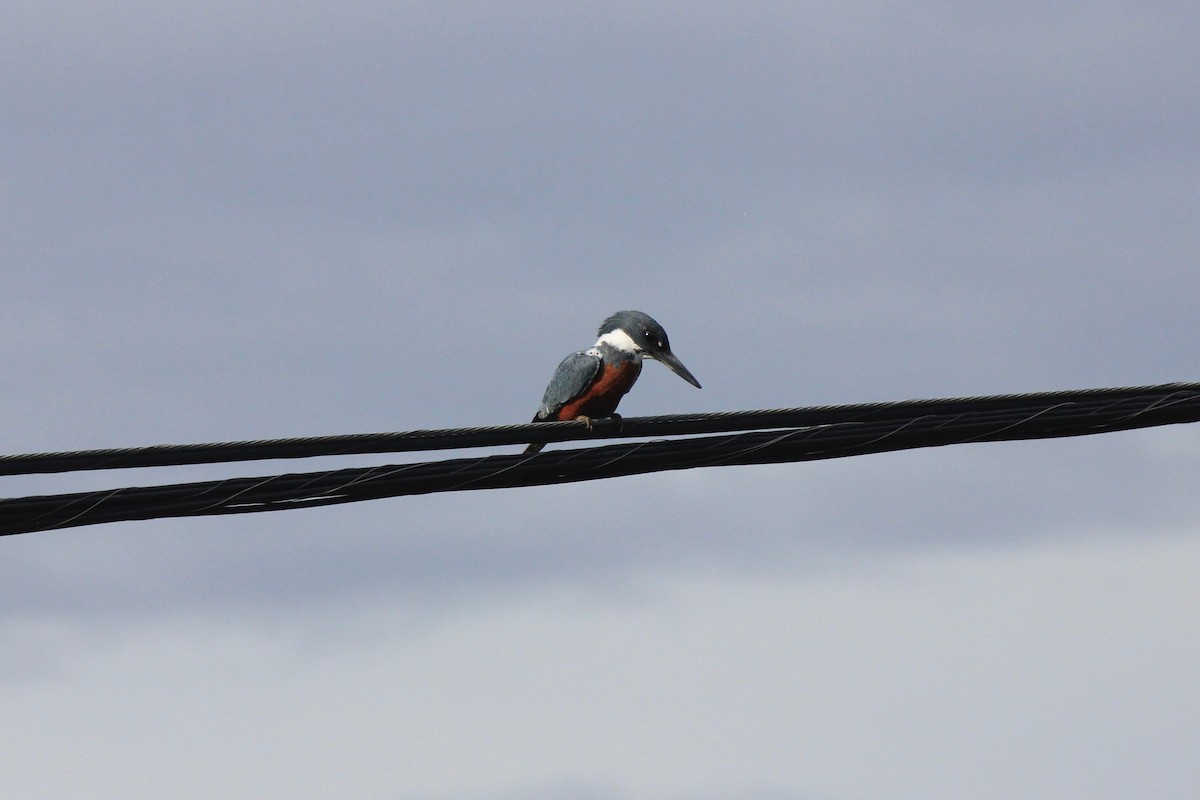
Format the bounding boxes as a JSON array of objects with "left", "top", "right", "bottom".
[{"left": 2, "top": 383, "right": 1198, "bottom": 536}]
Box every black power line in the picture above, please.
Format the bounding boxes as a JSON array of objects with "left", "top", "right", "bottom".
[
  {"left": 3, "top": 382, "right": 1197, "bottom": 476},
  {"left": 2, "top": 382, "right": 1198, "bottom": 537}
]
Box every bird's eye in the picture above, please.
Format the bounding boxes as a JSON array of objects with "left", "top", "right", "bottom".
[{"left": 642, "top": 329, "right": 654, "bottom": 340}]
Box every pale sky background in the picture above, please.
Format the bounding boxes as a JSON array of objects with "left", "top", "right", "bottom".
[{"left": 3, "top": 3, "right": 1200, "bottom": 798}]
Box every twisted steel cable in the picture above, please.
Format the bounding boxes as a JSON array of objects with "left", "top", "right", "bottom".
[
  {"left": 2, "top": 382, "right": 1197, "bottom": 536},
  {"left": 3, "top": 382, "right": 1197, "bottom": 476}
]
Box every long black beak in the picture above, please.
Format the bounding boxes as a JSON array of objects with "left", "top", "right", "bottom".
[{"left": 654, "top": 349, "right": 702, "bottom": 389}]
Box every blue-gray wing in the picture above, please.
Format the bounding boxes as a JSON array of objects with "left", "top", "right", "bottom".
[{"left": 534, "top": 350, "right": 602, "bottom": 420}]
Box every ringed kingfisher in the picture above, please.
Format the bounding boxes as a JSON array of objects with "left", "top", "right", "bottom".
[{"left": 524, "top": 310, "right": 701, "bottom": 453}]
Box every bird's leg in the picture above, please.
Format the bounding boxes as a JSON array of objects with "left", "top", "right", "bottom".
[{"left": 574, "top": 414, "right": 624, "bottom": 435}]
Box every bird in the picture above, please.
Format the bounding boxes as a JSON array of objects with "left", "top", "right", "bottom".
[{"left": 524, "top": 310, "right": 701, "bottom": 453}]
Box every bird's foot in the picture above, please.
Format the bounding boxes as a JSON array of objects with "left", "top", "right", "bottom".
[{"left": 574, "top": 414, "right": 623, "bottom": 434}]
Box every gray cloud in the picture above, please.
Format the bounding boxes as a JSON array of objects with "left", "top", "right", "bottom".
[{"left": 2, "top": 3, "right": 1198, "bottom": 797}]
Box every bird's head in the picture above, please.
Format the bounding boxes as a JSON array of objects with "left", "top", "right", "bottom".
[{"left": 596, "top": 310, "right": 702, "bottom": 388}]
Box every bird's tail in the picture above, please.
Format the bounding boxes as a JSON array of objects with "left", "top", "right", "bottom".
[{"left": 525, "top": 411, "right": 545, "bottom": 454}]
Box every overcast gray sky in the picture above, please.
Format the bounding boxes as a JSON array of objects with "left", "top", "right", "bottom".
[{"left": 3, "top": 3, "right": 1199, "bottom": 798}]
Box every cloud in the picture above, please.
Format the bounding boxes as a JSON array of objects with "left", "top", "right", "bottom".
[{"left": 1, "top": 3, "right": 1198, "bottom": 797}]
